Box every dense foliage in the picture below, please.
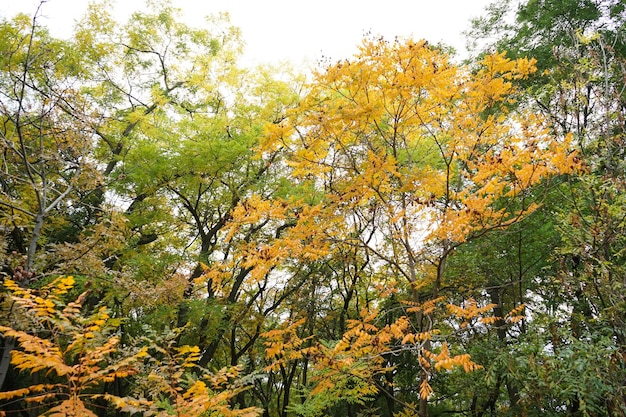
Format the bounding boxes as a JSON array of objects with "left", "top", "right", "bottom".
[{"left": 1, "top": 1, "right": 624, "bottom": 416}]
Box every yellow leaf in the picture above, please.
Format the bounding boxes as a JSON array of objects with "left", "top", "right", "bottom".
[
  {"left": 0, "top": 387, "right": 31, "bottom": 401},
  {"left": 47, "top": 397, "right": 98, "bottom": 417},
  {"left": 419, "top": 380, "right": 433, "bottom": 399}
]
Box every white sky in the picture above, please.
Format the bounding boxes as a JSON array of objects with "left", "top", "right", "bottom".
[{"left": 2, "top": 0, "right": 493, "bottom": 66}]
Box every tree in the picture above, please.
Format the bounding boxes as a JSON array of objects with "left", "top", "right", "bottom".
[
  {"left": 1, "top": 1, "right": 301, "bottom": 413},
  {"left": 1, "top": 1, "right": 609, "bottom": 415},
  {"left": 0, "top": 3, "right": 103, "bottom": 281},
  {"left": 258, "top": 36, "right": 579, "bottom": 416},
  {"left": 465, "top": 0, "right": 626, "bottom": 414}
]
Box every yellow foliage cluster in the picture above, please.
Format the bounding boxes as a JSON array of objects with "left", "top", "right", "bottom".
[
  {"left": 0, "top": 277, "right": 260, "bottom": 417},
  {"left": 262, "top": 302, "right": 484, "bottom": 406},
  {"left": 447, "top": 299, "right": 498, "bottom": 327},
  {"left": 209, "top": 194, "right": 334, "bottom": 288},
  {"left": 261, "top": 37, "right": 581, "bottom": 248},
  {"left": 0, "top": 277, "right": 147, "bottom": 414}
]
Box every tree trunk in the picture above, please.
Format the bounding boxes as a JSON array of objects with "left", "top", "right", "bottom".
[
  {"left": 25, "top": 211, "right": 45, "bottom": 276},
  {"left": 0, "top": 336, "right": 15, "bottom": 391}
]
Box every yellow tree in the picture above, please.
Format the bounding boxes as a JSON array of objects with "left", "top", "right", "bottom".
[{"left": 260, "top": 37, "right": 580, "bottom": 416}]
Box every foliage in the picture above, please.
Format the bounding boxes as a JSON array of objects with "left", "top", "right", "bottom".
[
  {"left": 1, "top": 0, "right": 623, "bottom": 416},
  {"left": 0, "top": 276, "right": 260, "bottom": 416},
  {"left": 462, "top": 0, "right": 626, "bottom": 415},
  {"left": 0, "top": 276, "right": 146, "bottom": 415}
]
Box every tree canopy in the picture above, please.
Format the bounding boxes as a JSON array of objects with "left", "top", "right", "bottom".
[{"left": 1, "top": 1, "right": 624, "bottom": 416}]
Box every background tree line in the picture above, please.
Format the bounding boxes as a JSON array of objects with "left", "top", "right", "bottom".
[{"left": 0, "top": 0, "right": 624, "bottom": 416}]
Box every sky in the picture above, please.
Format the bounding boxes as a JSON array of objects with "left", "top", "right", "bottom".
[{"left": 2, "top": 0, "right": 494, "bottom": 66}]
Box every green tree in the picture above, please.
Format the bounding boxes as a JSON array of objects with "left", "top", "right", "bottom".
[
  {"left": 466, "top": 0, "right": 626, "bottom": 414},
  {"left": 1, "top": 1, "right": 302, "bottom": 414},
  {"left": 0, "top": 3, "right": 103, "bottom": 281}
]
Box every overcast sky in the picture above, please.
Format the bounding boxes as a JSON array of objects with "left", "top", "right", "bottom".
[{"left": 2, "top": 0, "right": 493, "bottom": 66}]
